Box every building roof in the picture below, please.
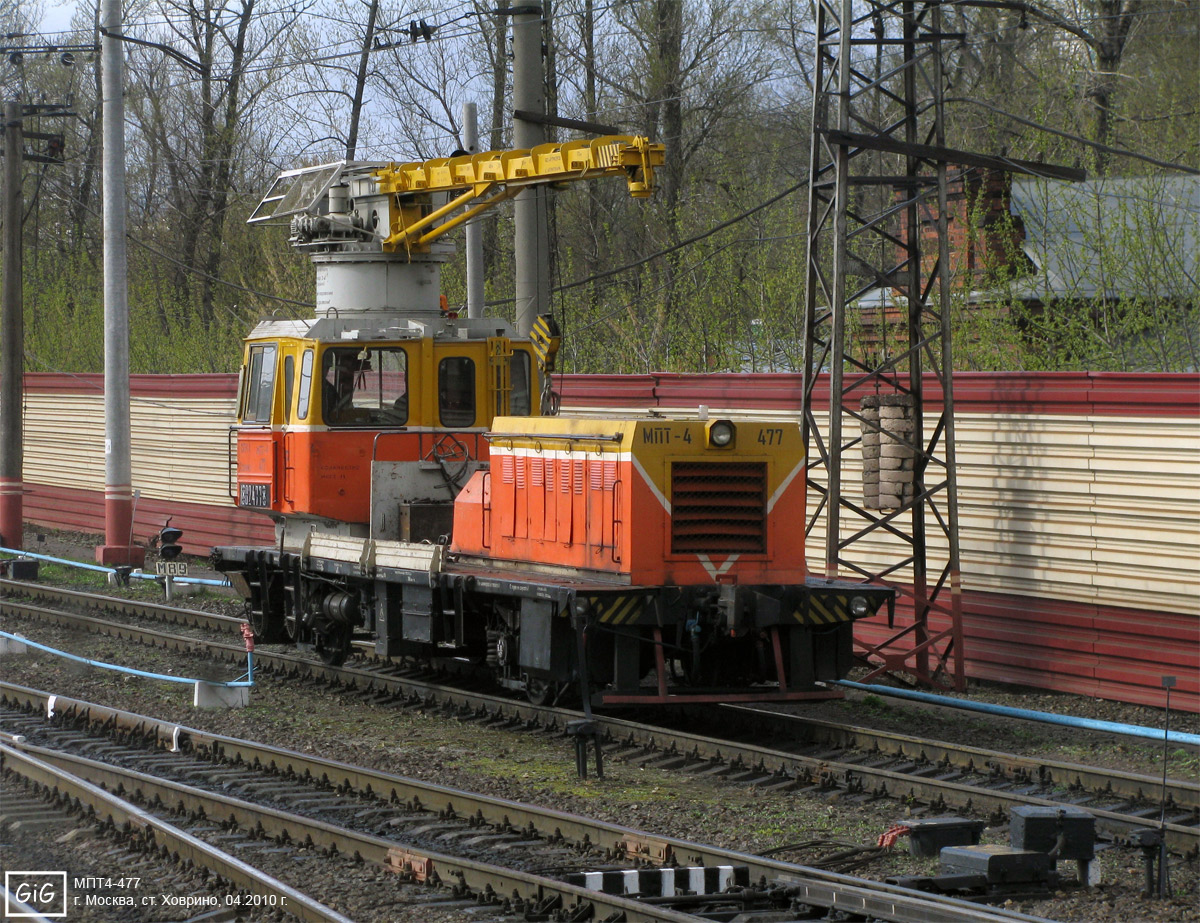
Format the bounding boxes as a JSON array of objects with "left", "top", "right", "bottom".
[{"left": 1009, "top": 174, "right": 1199, "bottom": 302}]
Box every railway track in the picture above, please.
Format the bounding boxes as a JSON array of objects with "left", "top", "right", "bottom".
[
  {"left": 1, "top": 741, "right": 354, "bottom": 923},
  {"left": 0, "top": 742, "right": 697, "bottom": 923},
  {"left": 1, "top": 767, "right": 255, "bottom": 923},
  {"left": 1, "top": 581, "right": 1196, "bottom": 858},
  {"left": 0, "top": 683, "right": 1061, "bottom": 923},
  {"left": 714, "top": 703, "right": 1198, "bottom": 822}
]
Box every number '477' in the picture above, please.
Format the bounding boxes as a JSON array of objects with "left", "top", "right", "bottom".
[{"left": 757, "top": 428, "right": 784, "bottom": 446}]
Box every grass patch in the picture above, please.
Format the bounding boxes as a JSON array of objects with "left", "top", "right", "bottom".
[{"left": 22, "top": 561, "right": 110, "bottom": 590}]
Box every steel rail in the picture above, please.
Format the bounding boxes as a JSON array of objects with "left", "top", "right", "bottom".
[
  {"left": 0, "top": 682, "right": 1057, "bottom": 923},
  {"left": 0, "top": 742, "right": 354, "bottom": 923},
  {"left": 718, "top": 703, "right": 1200, "bottom": 811},
  {"left": 3, "top": 739, "right": 705, "bottom": 923},
  {"left": 0, "top": 578, "right": 242, "bottom": 632},
  {"left": 600, "top": 719, "right": 1200, "bottom": 857},
  {"left": 1, "top": 882, "right": 56, "bottom": 923},
  {"left": 12, "top": 580, "right": 1193, "bottom": 805},
  {"left": 3, "top": 592, "right": 1195, "bottom": 855}
]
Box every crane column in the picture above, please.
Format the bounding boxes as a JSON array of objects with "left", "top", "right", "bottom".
[{"left": 511, "top": 4, "right": 550, "bottom": 336}]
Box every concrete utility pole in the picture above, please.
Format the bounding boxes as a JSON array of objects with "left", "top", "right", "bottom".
[
  {"left": 345, "top": 0, "right": 380, "bottom": 161},
  {"left": 1, "top": 101, "right": 23, "bottom": 550},
  {"left": 511, "top": 3, "right": 550, "bottom": 336},
  {"left": 463, "top": 101, "right": 485, "bottom": 319},
  {"left": 96, "top": 0, "right": 141, "bottom": 566}
]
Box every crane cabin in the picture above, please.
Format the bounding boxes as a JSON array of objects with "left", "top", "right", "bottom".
[
  {"left": 233, "top": 316, "right": 544, "bottom": 549},
  {"left": 221, "top": 140, "right": 662, "bottom": 551}
]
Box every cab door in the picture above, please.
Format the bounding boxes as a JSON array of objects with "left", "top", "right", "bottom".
[
  {"left": 280, "top": 347, "right": 315, "bottom": 510},
  {"left": 236, "top": 342, "right": 281, "bottom": 511}
]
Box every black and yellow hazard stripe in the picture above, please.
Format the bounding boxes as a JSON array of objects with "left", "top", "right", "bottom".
[
  {"left": 589, "top": 595, "right": 645, "bottom": 625},
  {"left": 530, "top": 314, "right": 562, "bottom": 372},
  {"left": 793, "top": 592, "right": 853, "bottom": 626}
]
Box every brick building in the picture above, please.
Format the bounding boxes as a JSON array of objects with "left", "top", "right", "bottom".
[{"left": 855, "top": 172, "right": 1198, "bottom": 362}]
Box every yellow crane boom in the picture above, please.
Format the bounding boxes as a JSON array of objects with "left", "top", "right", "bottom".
[
  {"left": 250, "top": 135, "right": 663, "bottom": 258},
  {"left": 374, "top": 135, "right": 663, "bottom": 252}
]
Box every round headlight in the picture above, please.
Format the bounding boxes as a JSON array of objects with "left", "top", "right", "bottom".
[
  {"left": 850, "top": 595, "right": 871, "bottom": 617},
  {"left": 710, "top": 421, "right": 734, "bottom": 447}
]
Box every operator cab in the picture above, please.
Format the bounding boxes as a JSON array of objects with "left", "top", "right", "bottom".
[{"left": 231, "top": 317, "right": 543, "bottom": 550}]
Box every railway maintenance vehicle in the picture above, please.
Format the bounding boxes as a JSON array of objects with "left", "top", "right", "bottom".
[{"left": 211, "top": 136, "right": 893, "bottom": 706}]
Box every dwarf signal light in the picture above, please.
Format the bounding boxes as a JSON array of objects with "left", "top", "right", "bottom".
[{"left": 157, "top": 519, "right": 184, "bottom": 561}]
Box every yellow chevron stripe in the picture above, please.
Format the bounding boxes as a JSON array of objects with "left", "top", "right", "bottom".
[
  {"left": 595, "top": 598, "right": 622, "bottom": 623},
  {"left": 611, "top": 597, "right": 640, "bottom": 625},
  {"left": 589, "top": 595, "right": 645, "bottom": 625},
  {"left": 809, "top": 596, "right": 837, "bottom": 624}
]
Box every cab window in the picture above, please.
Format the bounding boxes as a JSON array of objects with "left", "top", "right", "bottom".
[
  {"left": 510, "top": 351, "right": 532, "bottom": 416},
  {"left": 439, "top": 357, "right": 476, "bottom": 427},
  {"left": 283, "top": 355, "right": 295, "bottom": 422},
  {"left": 322, "top": 346, "right": 408, "bottom": 426},
  {"left": 297, "top": 349, "right": 314, "bottom": 419},
  {"left": 243, "top": 343, "right": 277, "bottom": 424}
]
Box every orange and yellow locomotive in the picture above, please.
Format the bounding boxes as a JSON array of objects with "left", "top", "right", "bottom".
[{"left": 212, "top": 139, "right": 891, "bottom": 705}]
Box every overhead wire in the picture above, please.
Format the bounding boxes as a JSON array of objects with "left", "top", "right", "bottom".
[
  {"left": 60, "top": 193, "right": 314, "bottom": 316},
  {"left": 45, "top": 91, "right": 1190, "bottom": 340},
  {"left": 491, "top": 82, "right": 1197, "bottom": 324},
  {"left": 945, "top": 97, "right": 1200, "bottom": 175},
  {"left": 32, "top": 2, "right": 1189, "bottom": 153},
  {"left": 28, "top": 0, "right": 1195, "bottom": 81}
]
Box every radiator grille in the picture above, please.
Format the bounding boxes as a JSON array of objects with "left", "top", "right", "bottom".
[{"left": 671, "top": 462, "right": 767, "bottom": 554}]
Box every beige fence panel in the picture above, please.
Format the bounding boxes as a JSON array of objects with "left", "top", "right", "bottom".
[{"left": 19, "top": 392, "right": 1200, "bottom": 615}]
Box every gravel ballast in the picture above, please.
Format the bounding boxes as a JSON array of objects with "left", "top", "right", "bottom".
[{"left": 2, "top": 528, "right": 1197, "bottom": 923}]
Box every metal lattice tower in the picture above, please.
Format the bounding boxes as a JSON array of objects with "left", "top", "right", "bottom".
[
  {"left": 802, "top": 0, "right": 965, "bottom": 690},
  {"left": 801, "top": 0, "right": 1081, "bottom": 691}
]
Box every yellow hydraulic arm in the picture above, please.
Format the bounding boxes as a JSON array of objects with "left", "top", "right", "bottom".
[{"left": 373, "top": 135, "right": 663, "bottom": 253}]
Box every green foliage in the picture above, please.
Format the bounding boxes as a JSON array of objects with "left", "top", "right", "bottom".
[
  {"left": 7, "top": 0, "right": 1196, "bottom": 375},
  {"left": 23, "top": 250, "right": 256, "bottom": 374},
  {"left": 25, "top": 260, "right": 105, "bottom": 373},
  {"left": 549, "top": 145, "right": 811, "bottom": 373}
]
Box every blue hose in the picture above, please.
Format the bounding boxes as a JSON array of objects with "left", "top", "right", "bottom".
[
  {"left": 3, "top": 548, "right": 112, "bottom": 575},
  {"left": 0, "top": 631, "right": 252, "bottom": 687},
  {"left": 834, "top": 679, "right": 1200, "bottom": 747},
  {"left": 0, "top": 546, "right": 229, "bottom": 588}
]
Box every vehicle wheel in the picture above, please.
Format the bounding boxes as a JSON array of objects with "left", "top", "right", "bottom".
[
  {"left": 245, "top": 600, "right": 282, "bottom": 644},
  {"left": 317, "top": 622, "right": 351, "bottom": 666},
  {"left": 283, "top": 606, "right": 301, "bottom": 642},
  {"left": 525, "top": 677, "right": 555, "bottom": 706}
]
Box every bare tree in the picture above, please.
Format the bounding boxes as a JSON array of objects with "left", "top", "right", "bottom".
[
  {"left": 946, "top": 0, "right": 1187, "bottom": 174},
  {"left": 125, "top": 0, "right": 311, "bottom": 329},
  {"left": 562, "top": 0, "right": 775, "bottom": 367}
]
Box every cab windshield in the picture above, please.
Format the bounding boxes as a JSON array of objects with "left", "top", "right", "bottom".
[{"left": 321, "top": 347, "right": 408, "bottom": 426}]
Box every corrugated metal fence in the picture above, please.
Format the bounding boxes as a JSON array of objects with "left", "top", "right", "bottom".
[{"left": 17, "top": 371, "right": 1200, "bottom": 711}]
